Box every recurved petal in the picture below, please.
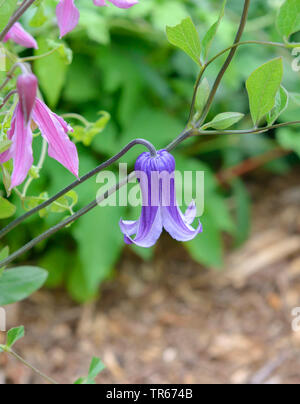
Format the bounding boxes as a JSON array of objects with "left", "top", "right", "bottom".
[
  {"left": 119, "top": 220, "right": 139, "bottom": 245},
  {"left": 162, "top": 204, "right": 203, "bottom": 242},
  {"left": 184, "top": 200, "right": 197, "bottom": 225},
  {"left": 10, "top": 104, "right": 34, "bottom": 189},
  {"left": 3, "top": 23, "right": 38, "bottom": 49},
  {"left": 120, "top": 206, "right": 163, "bottom": 248},
  {"left": 56, "top": 0, "right": 80, "bottom": 38},
  {"left": 32, "top": 99, "right": 79, "bottom": 177}
]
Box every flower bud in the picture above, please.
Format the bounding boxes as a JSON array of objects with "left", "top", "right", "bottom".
[{"left": 17, "top": 73, "right": 38, "bottom": 124}]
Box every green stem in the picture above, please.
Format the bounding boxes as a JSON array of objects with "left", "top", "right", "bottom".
[
  {"left": 196, "top": 0, "right": 251, "bottom": 127},
  {"left": 61, "top": 113, "right": 90, "bottom": 127},
  {"left": 21, "top": 138, "right": 48, "bottom": 199},
  {"left": 20, "top": 47, "right": 61, "bottom": 63},
  {"left": 7, "top": 348, "right": 59, "bottom": 385},
  {"left": 192, "top": 121, "right": 300, "bottom": 136},
  {"left": 0, "top": 173, "right": 136, "bottom": 268},
  {"left": 0, "top": 139, "right": 157, "bottom": 241}
]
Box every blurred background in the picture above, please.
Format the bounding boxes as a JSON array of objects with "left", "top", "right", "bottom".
[{"left": 1, "top": 0, "right": 300, "bottom": 384}]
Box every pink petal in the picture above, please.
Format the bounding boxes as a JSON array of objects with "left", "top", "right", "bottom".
[
  {"left": 9, "top": 104, "right": 34, "bottom": 189},
  {"left": 0, "top": 116, "right": 15, "bottom": 165},
  {"left": 32, "top": 99, "right": 79, "bottom": 177},
  {"left": 3, "top": 22, "right": 38, "bottom": 49},
  {"left": 56, "top": 0, "right": 80, "bottom": 38},
  {"left": 93, "top": 0, "right": 108, "bottom": 5},
  {"left": 108, "top": 0, "right": 138, "bottom": 8}
]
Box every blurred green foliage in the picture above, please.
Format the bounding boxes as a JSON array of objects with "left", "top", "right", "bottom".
[{"left": 1, "top": 0, "right": 300, "bottom": 302}]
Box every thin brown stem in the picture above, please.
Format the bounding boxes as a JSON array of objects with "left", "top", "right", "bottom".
[{"left": 0, "top": 0, "right": 37, "bottom": 42}]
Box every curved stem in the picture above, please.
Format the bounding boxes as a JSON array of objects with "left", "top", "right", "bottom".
[
  {"left": 7, "top": 348, "right": 59, "bottom": 385},
  {"left": 196, "top": 0, "right": 251, "bottom": 127},
  {"left": 191, "top": 121, "right": 300, "bottom": 136},
  {"left": 0, "top": 90, "right": 17, "bottom": 110},
  {"left": 61, "top": 113, "right": 90, "bottom": 127},
  {"left": 0, "top": 0, "right": 37, "bottom": 42},
  {"left": 20, "top": 47, "right": 61, "bottom": 63},
  {"left": 0, "top": 139, "right": 157, "bottom": 240},
  {"left": 0, "top": 173, "right": 135, "bottom": 268}
]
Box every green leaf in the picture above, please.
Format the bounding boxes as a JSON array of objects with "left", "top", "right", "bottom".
[
  {"left": 0, "top": 196, "right": 16, "bottom": 219},
  {"left": 34, "top": 38, "right": 68, "bottom": 107},
  {"left": 166, "top": 17, "right": 202, "bottom": 66},
  {"left": 277, "top": 127, "right": 300, "bottom": 157},
  {"left": 0, "top": 266, "right": 48, "bottom": 306},
  {"left": 1, "top": 164, "right": 12, "bottom": 197},
  {"left": 246, "top": 58, "right": 283, "bottom": 126},
  {"left": 74, "top": 357, "right": 105, "bottom": 385},
  {"left": 0, "top": 0, "right": 17, "bottom": 31},
  {"left": 29, "top": 3, "right": 47, "bottom": 28},
  {"left": 267, "top": 86, "right": 289, "bottom": 125},
  {"left": 202, "top": 112, "right": 244, "bottom": 130},
  {"left": 0, "top": 139, "right": 12, "bottom": 154},
  {"left": 88, "top": 357, "right": 106, "bottom": 379},
  {"left": 80, "top": 11, "right": 110, "bottom": 45},
  {"left": 0, "top": 246, "right": 9, "bottom": 275},
  {"left": 6, "top": 326, "right": 24, "bottom": 348},
  {"left": 202, "top": 0, "right": 227, "bottom": 60},
  {"left": 185, "top": 214, "right": 223, "bottom": 269},
  {"left": 68, "top": 206, "right": 126, "bottom": 302},
  {"left": 195, "top": 78, "right": 210, "bottom": 115},
  {"left": 277, "top": 0, "right": 300, "bottom": 39}
]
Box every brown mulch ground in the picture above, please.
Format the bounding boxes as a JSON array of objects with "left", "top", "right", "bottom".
[{"left": 1, "top": 171, "right": 300, "bottom": 384}]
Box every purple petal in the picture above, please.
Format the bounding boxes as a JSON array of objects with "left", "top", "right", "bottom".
[
  {"left": 56, "top": 0, "right": 80, "bottom": 38},
  {"left": 9, "top": 104, "right": 34, "bottom": 189},
  {"left": 162, "top": 204, "right": 203, "bottom": 242},
  {"left": 120, "top": 206, "right": 163, "bottom": 248},
  {"left": 3, "top": 22, "right": 38, "bottom": 49},
  {"left": 185, "top": 200, "right": 197, "bottom": 225},
  {"left": 32, "top": 99, "right": 79, "bottom": 177}
]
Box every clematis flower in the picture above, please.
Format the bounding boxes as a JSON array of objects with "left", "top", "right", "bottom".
[
  {"left": 56, "top": 0, "right": 138, "bottom": 38},
  {"left": 3, "top": 22, "right": 38, "bottom": 49},
  {"left": 120, "top": 150, "right": 203, "bottom": 248},
  {"left": 0, "top": 73, "right": 79, "bottom": 189}
]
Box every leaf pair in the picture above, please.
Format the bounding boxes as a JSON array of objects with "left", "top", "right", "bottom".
[{"left": 166, "top": 1, "right": 227, "bottom": 66}]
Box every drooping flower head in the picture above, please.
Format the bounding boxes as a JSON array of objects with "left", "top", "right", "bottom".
[
  {"left": 3, "top": 22, "right": 38, "bottom": 49},
  {"left": 120, "top": 150, "right": 203, "bottom": 248},
  {"left": 56, "top": 0, "right": 139, "bottom": 38},
  {"left": 0, "top": 72, "right": 79, "bottom": 189}
]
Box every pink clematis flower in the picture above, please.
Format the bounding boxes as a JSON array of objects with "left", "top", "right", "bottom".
[
  {"left": 56, "top": 0, "right": 138, "bottom": 38},
  {"left": 3, "top": 22, "right": 38, "bottom": 49},
  {"left": 0, "top": 73, "right": 79, "bottom": 189}
]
